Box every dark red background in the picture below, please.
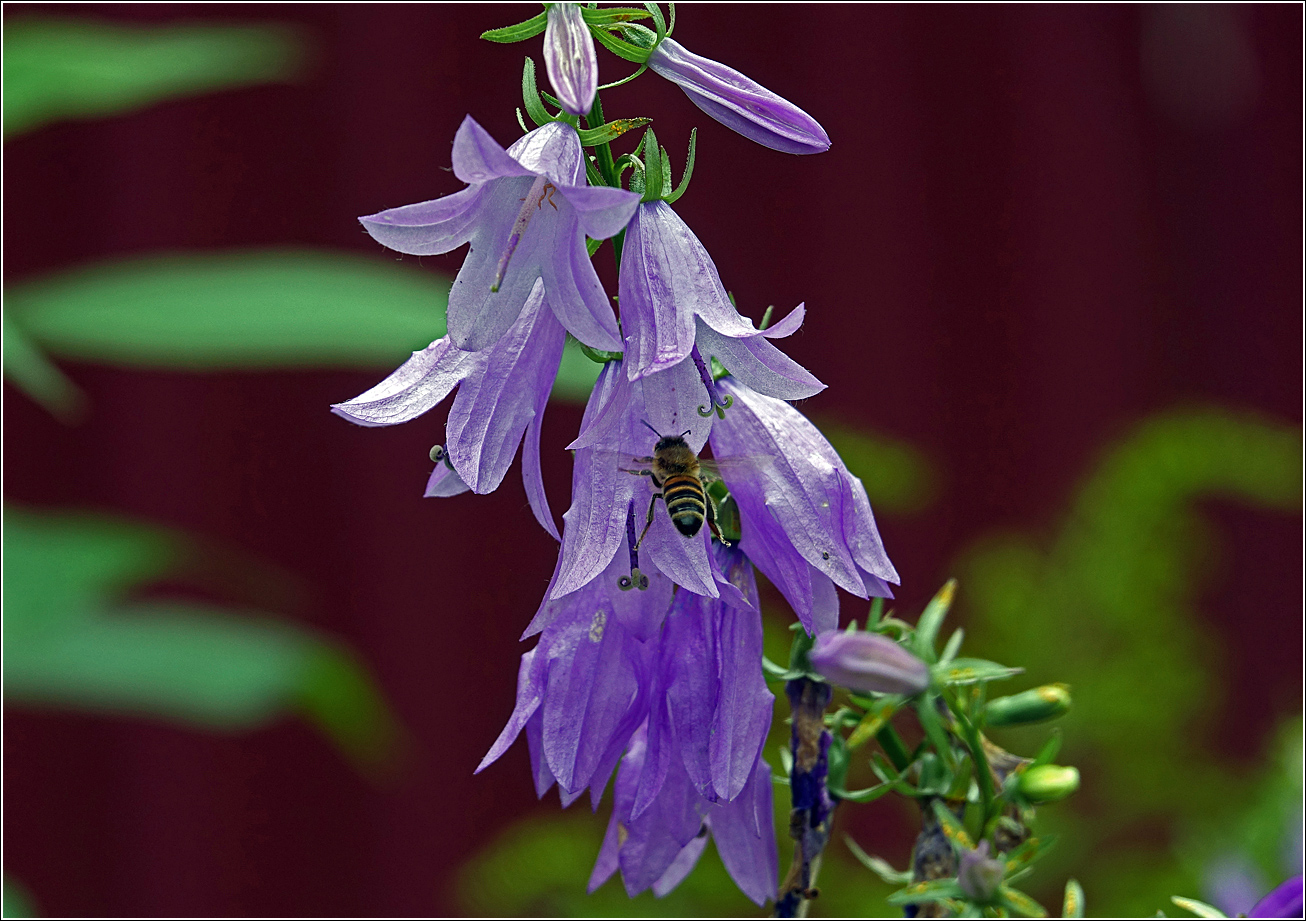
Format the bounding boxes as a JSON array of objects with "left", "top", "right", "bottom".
[{"left": 4, "top": 4, "right": 1301, "bottom": 916}]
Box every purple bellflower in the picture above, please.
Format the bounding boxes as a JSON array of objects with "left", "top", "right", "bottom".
[
  {"left": 1251, "top": 876, "right": 1305, "bottom": 919},
  {"left": 331, "top": 279, "right": 563, "bottom": 538},
  {"left": 646, "top": 37, "right": 830, "bottom": 155},
  {"left": 618, "top": 199, "right": 825, "bottom": 397},
  {"left": 809, "top": 630, "right": 930, "bottom": 696},
  {"left": 359, "top": 116, "right": 639, "bottom": 353},
  {"left": 543, "top": 3, "right": 598, "bottom": 117},
  {"left": 707, "top": 376, "right": 899, "bottom": 634}
]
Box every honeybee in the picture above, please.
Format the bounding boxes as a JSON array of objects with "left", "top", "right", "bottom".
[{"left": 623, "top": 422, "right": 731, "bottom": 550}]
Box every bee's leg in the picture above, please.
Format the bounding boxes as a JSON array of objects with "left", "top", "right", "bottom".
[
  {"left": 705, "top": 494, "right": 731, "bottom": 547},
  {"left": 634, "top": 492, "right": 663, "bottom": 552}
]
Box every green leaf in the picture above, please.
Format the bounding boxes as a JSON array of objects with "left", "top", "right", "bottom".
[
  {"left": 6, "top": 250, "right": 451, "bottom": 369},
  {"left": 3, "top": 311, "right": 84, "bottom": 421},
  {"left": 586, "top": 25, "right": 649, "bottom": 64},
  {"left": 931, "top": 798, "right": 975, "bottom": 851},
  {"left": 915, "top": 697, "right": 957, "bottom": 772},
  {"left": 1062, "top": 879, "right": 1086, "bottom": 918},
  {"left": 939, "top": 626, "right": 964, "bottom": 665},
  {"left": 643, "top": 3, "right": 668, "bottom": 43},
  {"left": 480, "top": 11, "right": 548, "bottom": 43},
  {"left": 521, "top": 57, "right": 554, "bottom": 128},
  {"left": 640, "top": 127, "right": 663, "bottom": 203},
  {"left": 3, "top": 875, "right": 36, "bottom": 919},
  {"left": 579, "top": 7, "right": 653, "bottom": 27},
  {"left": 886, "top": 878, "right": 965, "bottom": 906},
  {"left": 577, "top": 116, "right": 651, "bottom": 147},
  {"left": 914, "top": 579, "right": 957, "bottom": 661},
  {"left": 835, "top": 783, "right": 895, "bottom": 804},
  {"left": 1169, "top": 896, "right": 1227, "bottom": 919},
  {"left": 998, "top": 885, "right": 1049, "bottom": 917},
  {"left": 846, "top": 695, "right": 901, "bottom": 750},
  {"left": 844, "top": 836, "right": 913, "bottom": 885},
  {"left": 1003, "top": 835, "right": 1057, "bottom": 876},
  {"left": 1031, "top": 728, "right": 1063, "bottom": 766},
  {"left": 4, "top": 18, "right": 304, "bottom": 139},
  {"left": 551, "top": 338, "right": 603, "bottom": 403},
  {"left": 937, "top": 657, "right": 1024, "bottom": 686},
  {"left": 658, "top": 145, "right": 673, "bottom": 198}
]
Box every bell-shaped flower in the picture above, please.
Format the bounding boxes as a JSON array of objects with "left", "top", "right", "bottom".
[
  {"left": 646, "top": 37, "right": 830, "bottom": 155},
  {"left": 618, "top": 199, "right": 826, "bottom": 397},
  {"left": 708, "top": 377, "right": 899, "bottom": 634},
  {"left": 809, "top": 630, "right": 929, "bottom": 697},
  {"left": 1251, "top": 876, "right": 1304, "bottom": 919},
  {"left": 359, "top": 115, "right": 639, "bottom": 353},
  {"left": 331, "top": 279, "right": 563, "bottom": 537},
  {"left": 588, "top": 722, "right": 779, "bottom": 906},
  {"left": 543, "top": 3, "right": 598, "bottom": 116}
]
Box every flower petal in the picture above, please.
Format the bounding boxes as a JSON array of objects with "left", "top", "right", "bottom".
[
  {"left": 425, "top": 459, "right": 471, "bottom": 497},
  {"left": 759, "top": 302, "right": 806, "bottom": 339},
  {"left": 476, "top": 646, "right": 547, "bottom": 773},
  {"left": 562, "top": 182, "right": 642, "bottom": 241},
  {"left": 706, "top": 757, "right": 780, "bottom": 906},
  {"left": 543, "top": 3, "right": 598, "bottom": 116},
  {"left": 695, "top": 320, "right": 825, "bottom": 400},
  {"left": 506, "top": 120, "right": 584, "bottom": 188},
  {"left": 331, "top": 336, "right": 480, "bottom": 426},
  {"left": 447, "top": 279, "right": 565, "bottom": 493},
  {"left": 648, "top": 38, "right": 830, "bottom": 155},
  {"left": 650, "top": 834, "right": 710, "bottom": 897},
  {"left": 452, "top": 115, "right": 535, "bottom": 184},
  {"left": 664, "top": 590, "right": 720, "bottom": 800},
  {"left": 641, "top": 356, "right": 713, "bottom": 451},
  {"left": 839, "top": 469, "right": 900, "bottom": 586},
  {"left": 710, "top": 569, "right": 774, "bottom": 801},
  {"left": 358, "top": 183, "right": 488, "bottom": 256},
  {"left": 641, "top": 505, "right": 719, "bottom": 599},
  {"left": 524, "top": 707, "right": 556, "bottom": 799},
  {"left": 541, "top": 205, "right": 623, "bottom": 351}
]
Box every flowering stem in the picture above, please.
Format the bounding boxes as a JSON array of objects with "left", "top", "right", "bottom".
[
  {"left": 776, "top": 677, "right": 834, "bottom": 918},
  {"left": 944, "top": 689, "right": 997, "bottom": 830}
]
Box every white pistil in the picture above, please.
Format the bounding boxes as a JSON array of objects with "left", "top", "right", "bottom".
[{"left": 491, "top": 174, "right": 553, "bottom": 292}]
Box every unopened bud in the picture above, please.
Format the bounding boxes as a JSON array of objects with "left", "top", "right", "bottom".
[
  {"left": 808, "top": 631, "right": 930, "bottom": 696},
  {"left": 984, "top": 684, "right": 1071, "bottom": 727},
  {"left": 957, "top": 841, "right": 1004, "bottom": 902},
  {"left": 1018, "top": 764, "right": 1080, "bottom": 803}
]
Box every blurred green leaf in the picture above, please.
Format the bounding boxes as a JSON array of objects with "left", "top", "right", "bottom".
[
  {"left": 3, "top": 17, "right": 305, "bottom": 138},
  {"left": 552, "top": 338, "right": 604, "bottom": 403},
  {"left": 1170, "top": 895, "right": 1227, "bottom": 918},
  {"left": 820, "top": 419, "right": 939, "bottom": 514},
  {"left": 937, "top": 657, "right": 1023, "bottom": 686},
  {"left": 3, "top": 312, "right": 84, "bottom": 421},
  {"left": 6, "top": 250, "right": 450, "bottom": 369},
  {"left": 2, "top": 875, "right": 36, "bottom": 918}
]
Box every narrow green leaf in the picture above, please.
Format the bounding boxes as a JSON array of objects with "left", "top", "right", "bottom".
[
  {"left": 587, "top": 25, "right": 649, "bottom": 64},
  {"left": 3, "top": 311, "right": 85, "bottom": 421},
  {"left": 659, "top": 145, "right": 673, "bottom": 198},
  {"left": 931, "top": 798, "right": 975, "bottom": 851},
  {"left": 577, "top": 116, "right": 651, "bottom": 147},
  {"left": 1031, "top": 729, "right": 1063, "bottom": 767},
  {"left": 644, "top": 3, "right": 668, "bottom": 42},
  {"left": 1169, "top": 896, "right": 1227, "bottom": 919},
  {"left": 937, "top": 657, "right": 1024, "bottom": 686},
  {"left": 4, "top": 18, "right": 304, "bottom": 138},
  {"left": 916, "top": 696, "right": 958, "bottom": 771},
  {"left": 914, "top": 579, "right": 957, "bottom": 661},
  {"left": 640, "top": 128, "right": 663, "bottom": 203},
  {"left": 835, "top": 783, "right": 895, "bottom": 804},
  {"left": 480, "top": 11, "right": 548, "bottom": 43},
  {"left": 886, "top": 879, "right": 965, "bottom": 906},
  {"left": 6, "top": 250, "right": 451, "bottom": 368},
  {"left": 1003, "top": 835, "right": 1057, "bottom": 875},
  {"left": 844, "top": 837, "right": 913, "bottom": 885},
  {"left": 521, "top": 57, "right": 554, "bottom": 127},
  {"left": 585, "top": 236, "right": 603, "bottom": 257},
  {"left": 999, "top": 885, "right": 1049, "bottom": 918},
  {"left": 1062, "top": 879, "right": 1085, "bottom": 918},
  {"left": 579, "top": 7, "right": 652, "bottom": 26},
  {"left": 846, "top": 695, "right": 901, "bottom": 750},
  {"left": 939, "top": 626, "right": 965, "bottom": 666}
]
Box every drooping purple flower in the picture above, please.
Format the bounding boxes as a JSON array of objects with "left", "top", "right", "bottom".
[
  {"left": 359, "top": 116, "right": 639, "bottom": 352},
  {"left": 331, "top": 278, "right": 563, "bottom": 536},
  {"left": 1251, "top": 875, "right": 1304, "bottom": 918},
  {"left": 543, "top": 3, "right": 598, "bottom": 117},
  {"left": 618, "top": 199, "right": 826, "bottom": 397},
  {"left": 708, "top": 376, "right": 899, "bottom": 634},
  {"left": 809, "top": 630, "right": 930, "bottom": 696},
  {"left": 588, "top": 722, "right": 779, "bottom": 906},
  {"left": 646, "top": 37, "right": 830, "bottom": 155}
]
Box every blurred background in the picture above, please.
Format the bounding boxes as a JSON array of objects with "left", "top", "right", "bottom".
[{"left": 3, "top": 4, "right": 1301, "bottom": 917}]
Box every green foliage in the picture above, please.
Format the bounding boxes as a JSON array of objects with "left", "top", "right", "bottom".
[
  {"left": 3, "top": 505, "right": 396, "bottom": 767},
  {"left": 3, "top": 18, "right": 304, "bottom": 138},
  {"left": 2, "top": 875, "right": 36, "bottom": 918},
  {"left": 819, "top": 419, "right": 938, "bottom": 514}
]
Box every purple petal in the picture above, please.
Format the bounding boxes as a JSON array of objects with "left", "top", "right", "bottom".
[
  {"left": 695, "top": 320, "right": 825, "bottom": 401},
  {"left": 618, "top": 755, "right": 706, "bottom": 896},
  {"left": 641, "top": 357, "right": 713, "bottom": 451},
  {"left": 543, "top": 3, "right": 598, "bottom": 116},
  {"left": 447, "top": 279, "right": 565, "bottom": 493},
  {"left": 331, "top": 336, "right": 479, "bottom": 426},
  {"left": 839, "top": 469, "right": 900, "bottom": 585},
  {"left": 525, "top": 707, "right": 556, "bottom": 798},
  {"left": 506, "top": 120, "right": 584, "bottom": 188},
  {"left": 651, "top": 834, "right": 709, "bottom": 897},
  {"left": 1252, "top": 876, "right": 1305, "bottom": 919},
  {"left": 522, "top": 406, "right": 560, "bottom": 539},
  {"left": 568, "top": 357, "right": 635, "bottom": 451},
  {"left": 648, "top": 38, "right": 830, "bottom": 155},
  {"left": 664, "top": 591, "right": 720, "bottom": 799},
  {"left": 759, "top": 302, "right": 806, "bottom": 339},
  {"left": 709, "top": 572, "right": 774, "bottom": 801},
  {"left": 540, "top": 206, "right": 623, "bottom": 351},
  {"left": 358, "top": 183, "right": 488, "bottom": 256},
  {"left": 562, "top": 183, "right": 642, "bottom": 241},
  {"left": 641, "top": 507, "right": 719, "bottom": 599},
  {"left": 705, "top": 757, "right": 779, "bottom": 906},
  {"left": 451, "top": 115, "right": 535, "bottom": 184},
  {"left": 476, "top": 647, "right": 547, "bottom": 773},
  {"left": 809, "top": 631, "right": 929, "bottom": 696},
  {"left": 632, "top": 685, "right": 674, "bottom": 821},
  {"left": 425, "top": 459, "right": 471, "bottom": 497}
]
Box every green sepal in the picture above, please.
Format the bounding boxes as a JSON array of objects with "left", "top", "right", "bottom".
[
  {"left": 615, "top": 22, "right": 660, "bottom": 51},
  {"left": 777, "top": 743, "right": 794, "bottom": 777},
  {"left": 915, "top": 697, "right": 957, "bottom": 772},
  {"left": 931, "top": 798, "right": 975, "bottom": 852},
  {"left": 643, "top": 3, "right": 667, "bottom": 43},
  {"left": 936, "top": 657, "right": 1024, "bottom": 686},
  {"left": 521, "top": 57, "right": 554, "bottom": 128},
  {"left": 844, "top": 837, "right": 913, "bottom": 885},
  {"left": 481, "top": 11, "right": 548, "bottom": 43},
  {"left": 885, "top": 878, "right": 966, "bottom": 906},
  {"left": 826, "top": 732, "right": 850, "bottom": 795},
  {"left": 583, "top": 152, "right": 606, "bottom": 188},
  {"left": 1030, "top": 729, "right": 1063, "bottom": 767},
  {"left": 627, "top": 154, "right": 646, "bottom": 195},
  {"left": 1062, "top": 879, "right": 1086, "bottom": 918},
  {"left": 579, "top": 7, "right": 652, "bottom": 27},
  {"left": 846, "top": 695, "right": 902, "bottom": 750},
  {"left": 578, "top": 116, "right": 652, "bottom": 147},
  {"left": 866, "top": 596, "right": 885, "bottom": 630},
  {"left": 587, "top": 23, "right": 650, "bottom": 63},
  {"left": 939, "top": 626, "right": 964, "bottom": 665},
  {"left": 913, "top": 579, "right": 957, "bottom": 662},
  {"left": 835, "top": 783, "right": 896, "bottom": 804},
  {"left": 1003, "top": 834, "right": 1057, "bottom": 876},
  {"left": 1169, "top": 896, "right": 1228, "bottom": 919},
  {"left": 997, "top": 885, "right": 1048, "bottom": 918},
  {"left": 579, "top": 343, "right": 623, "bottom": 364},
  {"left": 787, "top": 624, "right": 817, "bottom": 674},
  {"left": 762, "top": 655, "right": 796, "bottom": 681},
  {"left": 585, "top": 237, "right": 603, "bottom": 258},
  {"left": 639, "top": 128, "right": 663, "bottom": 202}
]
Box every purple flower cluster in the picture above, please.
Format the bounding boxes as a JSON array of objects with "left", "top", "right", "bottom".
[{"left": 334, "top": 20, "right": 894, "bottom": 905}]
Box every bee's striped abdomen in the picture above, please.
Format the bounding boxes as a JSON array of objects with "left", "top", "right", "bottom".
[{"left": 662, "top": 474, "right": 706, "bottom": 537}]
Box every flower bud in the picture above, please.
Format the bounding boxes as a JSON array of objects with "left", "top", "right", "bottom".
[
  {"left": 957, "top": 841, "right": 1004, "bottom": 903},
  {"left": 808, "top": 631, "right": 929, "bottom": 696},
  {"left": 646, "top": 38, "right": 830, "bottom": 154},
  {"left": 984, "top": 684, "right": 1071, "bottom": 727},
  {"left": 543, "top": 3, "right": 598, "bottom": 116},
  {"left": 1017, "top": 764, "right": 1080, "bottom": 803}
]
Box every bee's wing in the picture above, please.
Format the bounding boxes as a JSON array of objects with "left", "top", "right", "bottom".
[
  {"left": 587, "top": 447, "right": 655, "bottom": 475},
  {"left": 699, "top": 454, "right": 775, "bottom": 484}
]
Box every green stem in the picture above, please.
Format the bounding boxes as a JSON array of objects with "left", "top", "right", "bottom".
[
  {"left": 875, "top": 725, "right": 912, "bottom": 774},
  {"left": 945, "top": 690, "right": 996, "bottom": 829},
  {"left": 585, "top": 92, "right": 618, "bottom": 187}
]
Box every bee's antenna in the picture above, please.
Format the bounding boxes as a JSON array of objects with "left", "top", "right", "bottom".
[
  {"left": 679, "top": 429, "right": 692, "bottom": 439},
  {"left": 641, "top": 419, "right": 663, "bottom": 438}
]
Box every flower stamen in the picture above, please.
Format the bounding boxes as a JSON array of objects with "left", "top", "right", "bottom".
[
  {"left": 691, "top": 345, "right": 733, "bottom": 419},
  {"left": 617, "top": 498, "right": 650, "bottom": 591},
  {"left": 492, "top": 175, "right": 554, "bottom": 292}
]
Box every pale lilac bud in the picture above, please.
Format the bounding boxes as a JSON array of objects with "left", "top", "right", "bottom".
[
  {"left": 543, "top": 3, "right": 598, "bottom": 116},
  {"left": 957, "top": 841, "right": 1004, "bottom": 903},
  {"left": 646, "top": 37, "right": 830, "bottom": 154},
  {"left": 808, "top": 631, "right": 929, "bottom": 696}
]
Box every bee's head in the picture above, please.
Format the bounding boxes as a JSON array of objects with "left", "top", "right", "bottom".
[{"left": 642, "top": 421, "right": 693, "bottom": 454}]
